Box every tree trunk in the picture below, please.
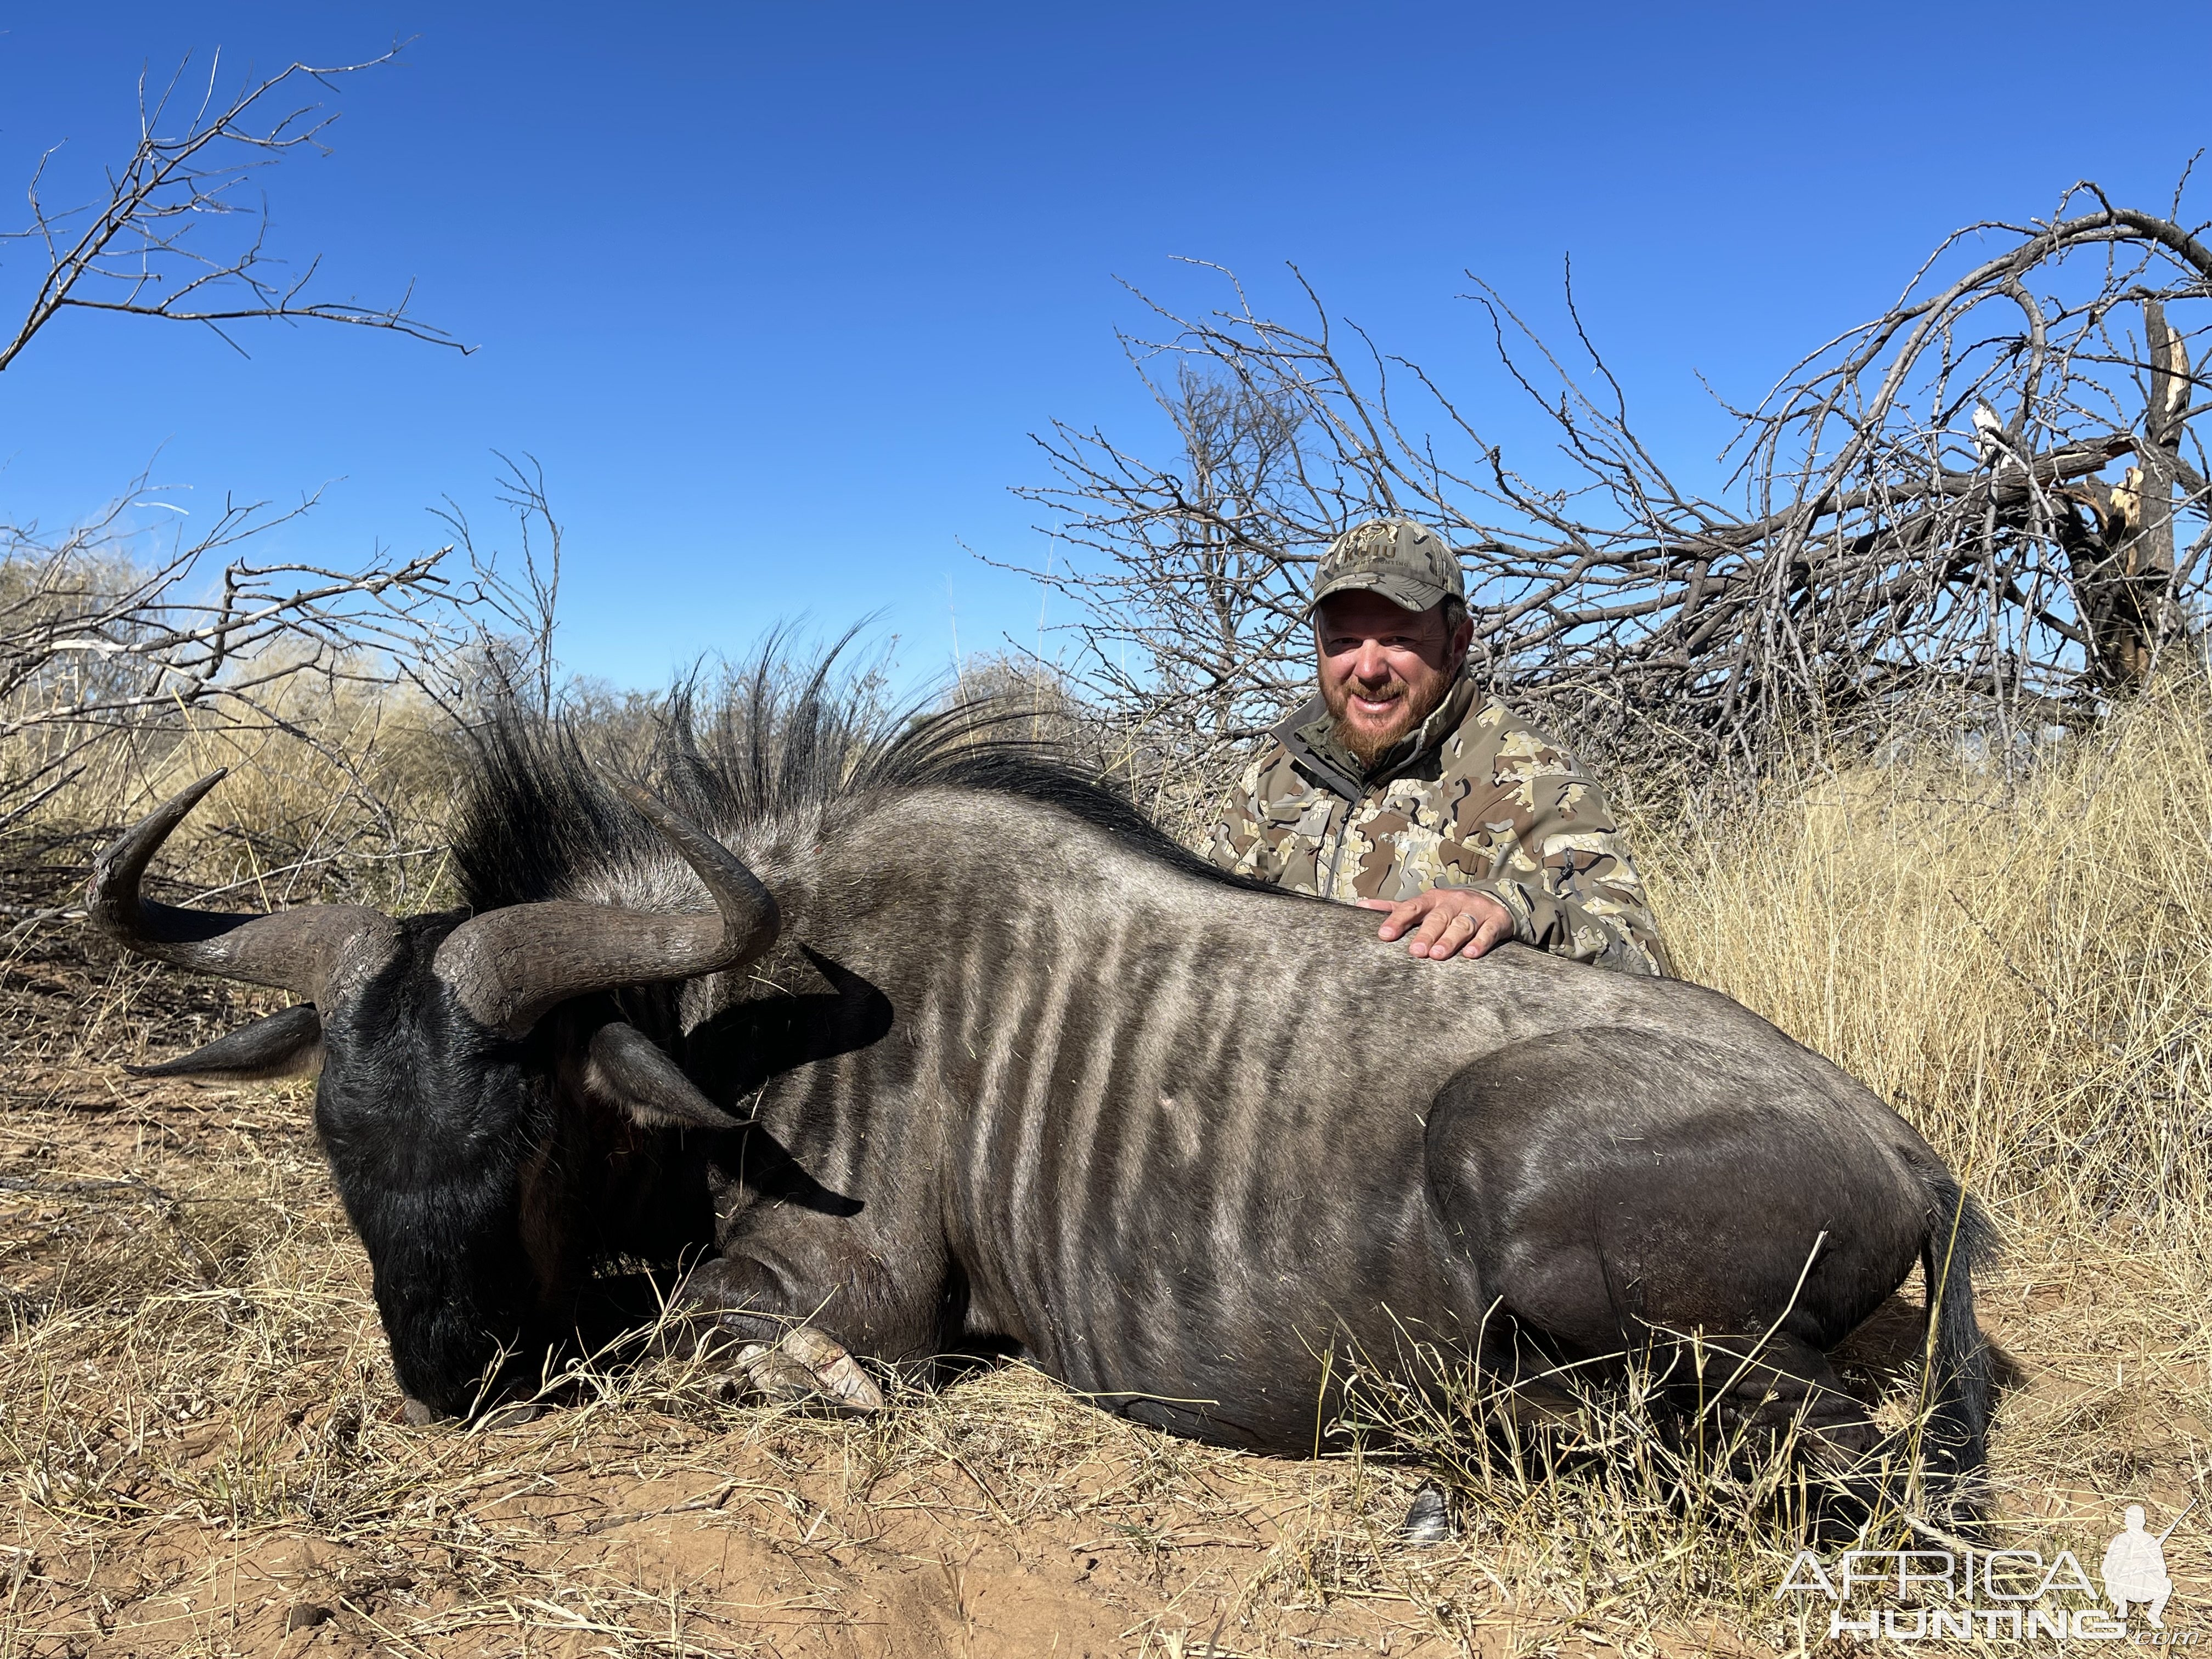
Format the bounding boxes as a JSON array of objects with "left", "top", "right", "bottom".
[{"left": 2074, "top": 301, "right": 2188, "bottom": 688}]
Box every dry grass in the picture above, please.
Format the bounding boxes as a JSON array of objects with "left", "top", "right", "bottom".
[
  {"left": 1, "top": 686, "right": 2208, "bottom": 1655},
  {"left": 3, "top": 673, "right": 458, "bottom": 943},
  {"left": 1657, "top": 689, "right": 2212, "bottom": 1248}
]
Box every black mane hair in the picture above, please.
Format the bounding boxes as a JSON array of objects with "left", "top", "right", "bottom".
[{"left": 452, "top": 646, "right": 1255, "bottom": 913}]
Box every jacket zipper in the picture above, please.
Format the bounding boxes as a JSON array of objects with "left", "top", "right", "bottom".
[{"left": 1320, "top": 798, "right": 1352, "bottom": 897}]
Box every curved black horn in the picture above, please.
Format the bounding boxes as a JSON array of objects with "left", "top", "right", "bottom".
[
  {"left": 431, "top": 778, "right": 780, "bottom": 1036},
  {"left": 86, "top": 770, "right": 398, "bottom": 1002}
]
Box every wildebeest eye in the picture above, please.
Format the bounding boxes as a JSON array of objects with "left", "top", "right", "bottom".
[{"left": 126, "top": 1004, "right": 325, "bottom": 1082}]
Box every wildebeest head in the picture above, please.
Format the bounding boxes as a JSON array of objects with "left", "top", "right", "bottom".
[{"left": 87, "top": 770, "right": 779, "bottom": 1422}]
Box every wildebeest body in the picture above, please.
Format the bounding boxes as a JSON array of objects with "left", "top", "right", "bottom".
[{"left": 649, "top": 786, "right": 1964, "bottom": 1455}]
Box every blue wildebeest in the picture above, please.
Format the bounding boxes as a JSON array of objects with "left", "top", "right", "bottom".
[{"left": 91, "top": 675, "right": 1994, "bottom": 1503}]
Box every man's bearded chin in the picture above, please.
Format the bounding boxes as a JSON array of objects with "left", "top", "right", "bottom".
[{"left": 1324, "top": 671, "right": 1453, "bottom": 769}]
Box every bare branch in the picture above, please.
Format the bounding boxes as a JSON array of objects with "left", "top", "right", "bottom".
[
  {"left": 1018, "top": 179, "right": 2212, "bottom": 802},
  {"left": 0, "top": 48, "right": 465, "bottom": 375}
]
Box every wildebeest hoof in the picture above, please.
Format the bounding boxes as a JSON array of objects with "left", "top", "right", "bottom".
[
  {"left": 733, "top": 1342, "right": 813, "bottom": 1400},
  {"left": 1400, "top": 1482, "right": 1455, "bottom": 1546},
  {"left": 733, "top": 1327, "right": 884, "bottom": 1412},
  {"left": 401, "top": 1395, "right": 539, "bottom": 1429}
]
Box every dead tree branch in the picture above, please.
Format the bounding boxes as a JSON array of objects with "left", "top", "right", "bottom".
[
  {"left": 0, "top": 478, "right": 460, "bottom": 832},
  {"left": 0, "top": 47, "right": 464, "bottom": 373},
  {"left": 1017, "top": 182, "right": 2212, "bottom": 800},
  {"left": 426, "top": 453, "right": 566, "bottom": 718}
]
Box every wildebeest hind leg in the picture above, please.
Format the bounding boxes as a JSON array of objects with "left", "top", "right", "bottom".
[{"left": 1664, "top": 1329, "right": 1876, "bottom": 1461}]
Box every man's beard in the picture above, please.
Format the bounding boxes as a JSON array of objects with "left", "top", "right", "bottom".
[{"left": 1322, "top": 668, "right": 1455, "bottom": 769}]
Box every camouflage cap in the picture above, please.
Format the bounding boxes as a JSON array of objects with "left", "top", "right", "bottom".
[{"left": 1310, "top": 518, "right": 1464, "bottom": 614}]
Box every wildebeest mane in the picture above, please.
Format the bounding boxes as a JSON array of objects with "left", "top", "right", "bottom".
[{"left": 453, "top": 647, "right": 1256, "bottom": 913}]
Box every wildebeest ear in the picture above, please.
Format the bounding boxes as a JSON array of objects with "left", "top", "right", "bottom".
[
  {"left": 125, "top": 1004, "right": 325, "bottom": 1082},
  {"left": 584, "top": 1020, "right": 748, "bottom": 1131}
]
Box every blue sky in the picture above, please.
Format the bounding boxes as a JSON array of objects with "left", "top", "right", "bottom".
[{"left": 3, "top": 3, "right": 2208, "bottom": 693}]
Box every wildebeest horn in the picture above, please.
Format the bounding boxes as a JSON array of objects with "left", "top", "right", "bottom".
[
  {"left": 125, "top": 1003, "right": 326, "bottom": 1081},
  {"left": 86, "top": 770, "right": 399, "bottom": 1003},
  {"left": 431, "top": 778, "right": 780, "bottom": 1036}
]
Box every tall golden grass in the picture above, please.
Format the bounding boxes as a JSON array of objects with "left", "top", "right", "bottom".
[
  {"left": 3, "top": 675, "right": 458, "bottom": 933},
  {"left": 1651, "top": 684, "right": 2212, "bottom": 1251}
]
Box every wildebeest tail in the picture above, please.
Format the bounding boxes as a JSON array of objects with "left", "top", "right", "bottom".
[{"left": 1911, "top": 1160, "right": 1999, "bottom": 1485}]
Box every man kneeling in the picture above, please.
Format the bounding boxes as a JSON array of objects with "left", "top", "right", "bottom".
[{"left": 1208, "top": 517, "right": 1670, "bottom": 975}]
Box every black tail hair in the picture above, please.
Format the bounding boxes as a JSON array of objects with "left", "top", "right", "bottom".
[{"left": 1912, "top": 1161, "right": 1999, "bottom": 1496}]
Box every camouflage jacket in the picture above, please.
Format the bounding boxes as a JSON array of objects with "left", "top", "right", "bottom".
[{"left": 1205, "top": 674, "right": 1672, "bottom": 975}]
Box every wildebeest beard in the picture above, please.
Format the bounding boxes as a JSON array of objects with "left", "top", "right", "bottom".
[{"left": 1322, "top": 666, "right": 1457, "bottom": 769}]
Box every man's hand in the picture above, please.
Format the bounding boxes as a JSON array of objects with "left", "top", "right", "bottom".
[{"left": 1357, "top": 888, "right": 1514, "bottom": 960}]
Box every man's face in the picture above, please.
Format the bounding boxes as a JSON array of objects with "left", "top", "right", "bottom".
[{"left": 1314, "top": 590, "right": 1471, "bottom": 768}]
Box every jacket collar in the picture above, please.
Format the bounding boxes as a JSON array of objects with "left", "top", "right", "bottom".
[{"left": 1271, "top": 668, "right": 1479, "bottom": 804}]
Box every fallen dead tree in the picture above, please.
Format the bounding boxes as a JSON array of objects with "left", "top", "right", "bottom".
[{"left": 1018, "top": 182, "right": 2212, "bottom": 804}]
